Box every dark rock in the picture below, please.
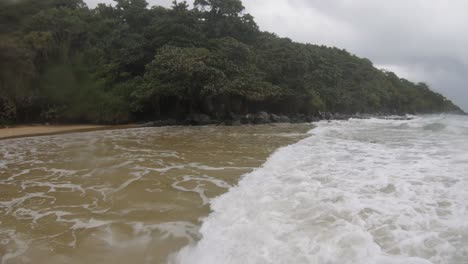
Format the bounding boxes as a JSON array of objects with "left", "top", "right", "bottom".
[
  {"left": 223, "top": 112, "right": 242, "bottom": 125},
  {"left": 270, "top": 114, "right": 281, "bottom": 123},
  {"left": 161, "top": 119, "right": 178, "bottom": 126},
  {"left": 231, "top": 119, "right": 242, "bottom": 126},
  {"left": 271, "top": 114, "right": 290, "bottom": 123},
  {"left": 270, "top": 114, "right": 291, "bottom": 123},
  {"left": 241, "top": 113, "right": 255, "bottom": 124},
  {"left": 186, "top": 113, "right": 213, "bottom": 126},
  {"left": 333, "top": 113, "right": 351, "bottom": 120},
  {"left": 225, "top": 112, "right": 238, "bottom": 120},
  {"left": 222, "top": 118, "right": 242, "bottom": 126},
  {"left": 306, "top": 116, "right": 321, "bottom": 122},
  {"left": 319, "top": 111, "right": 333, "bottom": 120},
  {"left": 291, "top": 114, "right": 306, "bottom": 123},
  {"left": 140, "top": 119, "right": 178, "bottom": 127},
  {"left": 198, "top": 114, "right": 213, "bottom": 125},
  {"left": 279, "top": 115, "right": 291, "bottom": 123},
  {"left": 253, "top": 111, "right": 271, "bottom": 124},
  {"left": 382, "top": 116, "right": 414, "bottom": 121},
  {"left": 360, "top": 114, "right": 373, "bottom": 119},
  {"left": 140, "top": 122, "right": 156, "bottom": 127}
]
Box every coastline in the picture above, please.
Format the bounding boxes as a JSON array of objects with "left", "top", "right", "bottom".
[
  {"left": 0, "top": 111, "right": 447, "bottom": 141},
  {"left": 0, "top": 124, "right": 137, "bottom": 140},
  {"left": 0, "top": 113, "right": 413, "bottom": 140}
]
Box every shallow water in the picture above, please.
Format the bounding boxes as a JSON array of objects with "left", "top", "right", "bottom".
[
  {"left": 0, "top": 124, "right": 311, "bottom": 264},
  {"left": 172, "top": 115, "right": 468, "bottom": 264}
]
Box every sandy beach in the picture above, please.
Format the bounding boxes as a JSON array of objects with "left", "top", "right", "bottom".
[{"left": 0, "top": 124, "right": 135, "bottom": 140}]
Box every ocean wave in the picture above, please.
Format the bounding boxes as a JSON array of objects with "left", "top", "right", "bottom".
[{"left": 171, "top": 115, "right": 468, "bottom": 264}]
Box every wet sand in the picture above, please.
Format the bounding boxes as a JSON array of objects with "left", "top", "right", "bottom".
[{"left": 0, "top": 125, "right": 136, "bottom": 140}]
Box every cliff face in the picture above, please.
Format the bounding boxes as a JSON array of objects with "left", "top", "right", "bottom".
[{"left": 0, "top": 0, "right": 463, "bottom": 125}]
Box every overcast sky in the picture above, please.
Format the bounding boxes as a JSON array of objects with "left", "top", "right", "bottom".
[{"left": 86, "top": 0, "right": 468, "bottom": 111}]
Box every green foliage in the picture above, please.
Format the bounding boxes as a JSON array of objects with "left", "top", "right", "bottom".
[
  {"left": 0, "top": 0, "right": 463, "bottom": 124},
  {"left": 194, "top": 0, "right": 245, "bottom": 17},
  {"left": 145, "top": 46, "right": 224, "bottom": 97}
]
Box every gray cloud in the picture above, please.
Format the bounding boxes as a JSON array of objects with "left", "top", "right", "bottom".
[{"left": 85, "top": 0, "right": 468, "bottom": 111}]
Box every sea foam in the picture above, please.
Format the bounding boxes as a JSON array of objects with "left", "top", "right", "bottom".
[{"left": 171, "top": 115, "right": 468, "bottom": 264}]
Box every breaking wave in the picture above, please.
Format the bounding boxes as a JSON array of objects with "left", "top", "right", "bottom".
[{"left": 171, "top": 115, "right": 468, "bottom": 264}]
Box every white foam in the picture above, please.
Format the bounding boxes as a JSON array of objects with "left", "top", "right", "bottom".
[
  {"left": 13, "top": 208, "right": 72, "bottom": 223},
  {"left": 171, "top": 115, "right": 468, "bottom": 264},
  {"left": 0, "top": 229, "right": 30, "bottom": 264},
  {"left": 0, "top": 192, "right": 56, "bottom": 214},
  {"left": 97, "top": 221, "right": 200, "bottom": 248},
  {"left": 172, "top": 175, "right": 232, "bottom": 205}
]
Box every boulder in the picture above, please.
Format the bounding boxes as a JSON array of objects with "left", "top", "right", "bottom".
[
  {"left": 223, "top": 112, "right": 242, "bottom": 125},
  {"left": 225, "top": 119, "right": 242, "bottom": 126},
  {"left": 271, "top": 114, "right": 291, "bottom": 123},
  {"left": 159, "top": 119, "right": 178, "bottom": 126},
  {"left": 222, "top": 114, "right": 242, "bottom": 126},
  {"left": 241, "top": 113, "right": 255, "bottom": 124},
  {"left": 306, "top": 116, "right": 321, "bottom": 122},
  {"left": 279, "top": 115, "right": 291, "bottom": 123},
  {"left": 333, "top": 113, "right": 351, "bottom": 120},
  {"left": 140, "top": 119, "right": 178, "bottom": 127},
  {"left": 318, "top": 111, "right": 333, "bottom": 120},
  {"left": 187, "top": 113, "right": 213, "bottom": 125},
  {"left": 291, "top": 114, "right": 306, "bottom": 123},
  {"left": 253, "top": 111, "right": 271, "bottom": 124},
  {"left": 270, "top": 114, "right": 281, "bottom": 123},
  {"left": 140, "top": 121, "right": 156, "bottom": 127}
]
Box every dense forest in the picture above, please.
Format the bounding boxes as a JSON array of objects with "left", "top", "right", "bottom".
[{"left": 0, "top": 0, "right": 464, "bottom": 124}]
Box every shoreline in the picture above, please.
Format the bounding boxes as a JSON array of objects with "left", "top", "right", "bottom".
[
  {"left": 0, "top": 112, "right": 437, "bottom": 140},
  {"left": 0, "top": 124, "right": 138, "bottom": 140}
]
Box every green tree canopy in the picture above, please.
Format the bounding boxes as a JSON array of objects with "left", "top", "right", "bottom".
[{"left": 0, "top": 0, "right": 463, "bottom": 125}]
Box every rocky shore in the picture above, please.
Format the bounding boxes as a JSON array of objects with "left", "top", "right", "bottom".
[
  {"left": 0, "top": 112, "right": 418, "bottom": 140},
  {"left": 139, "top": 111, "right": 415, "bottom": 127}
]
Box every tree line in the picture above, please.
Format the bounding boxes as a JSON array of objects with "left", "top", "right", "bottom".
[{"left": 0, "top": 0, "right": 463, "bottom": 124}]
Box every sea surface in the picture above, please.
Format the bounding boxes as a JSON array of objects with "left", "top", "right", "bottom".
[
  {"left": 1, "top": 116, "right": 467, "bottom": 264},
  {"left": 172, "top": 115, "right": 468, "bottom": 264}
]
